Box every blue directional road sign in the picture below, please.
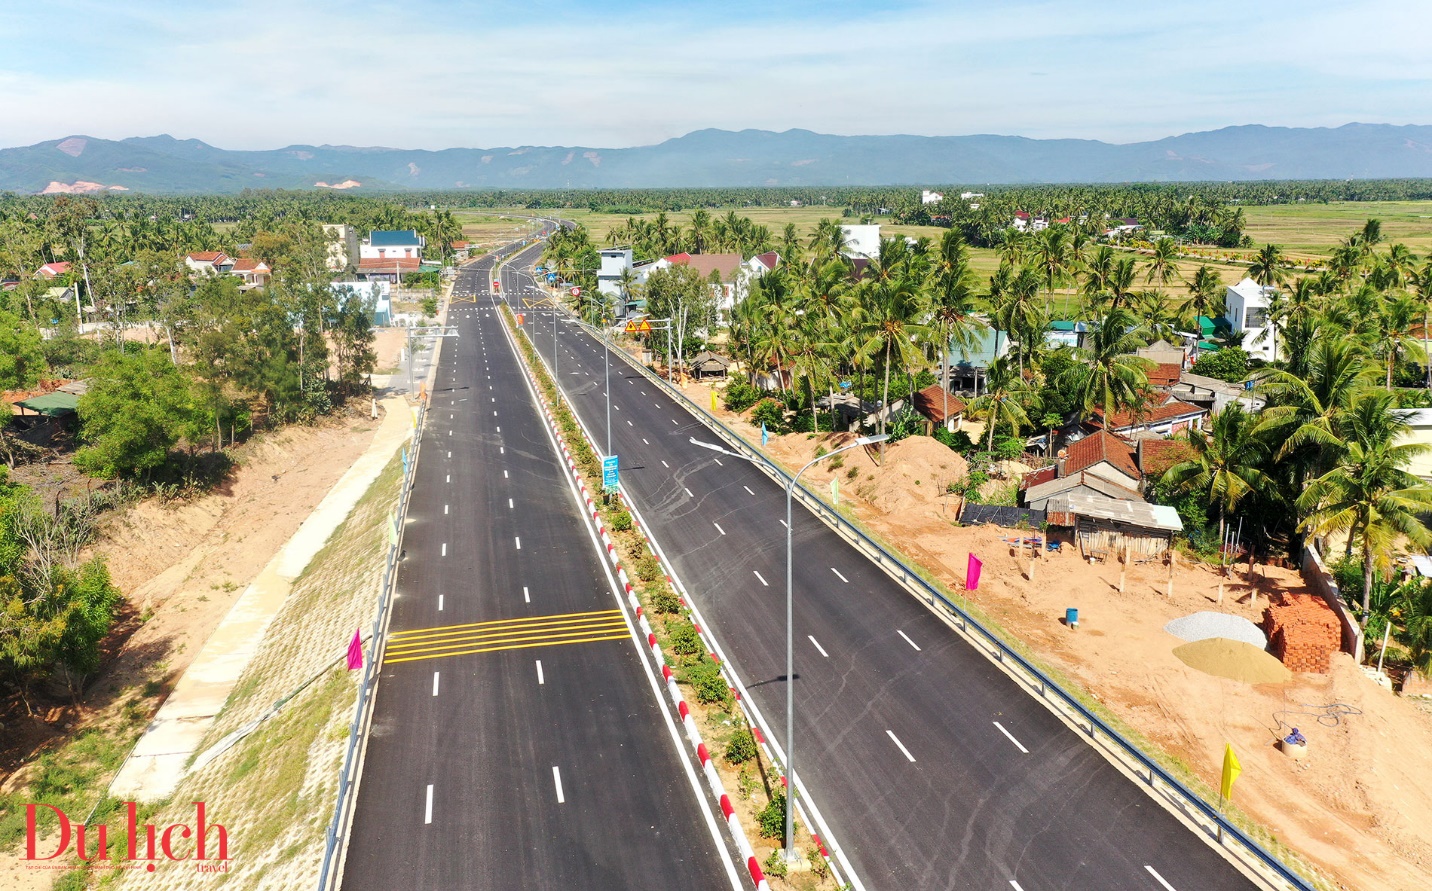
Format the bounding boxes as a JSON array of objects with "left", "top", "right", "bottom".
[{"left": 603, "top": 455, "right": 619, "bottom": 492}]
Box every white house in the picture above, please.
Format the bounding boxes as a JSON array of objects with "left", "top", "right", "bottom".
[
  {"left": 1223, "top": 277, "right": 1279, "bottom": 361},
  {"left": 1397, "top": 409, "right": 1432, "bottom": 480},
  {"left": 184, "top": 251, "right": 230, "bottom": 276},
  {"left": 359, "top": 230, "right": 425, "bottom": 261},
  {"left": 839, "top": 224, "right": 881, "bottom": 259},
  {"left": 596, "top": 248, "right": 634, "bottom": 305},
  {"left": 921, "top": 190, "right": 944, "bottom": 205}
]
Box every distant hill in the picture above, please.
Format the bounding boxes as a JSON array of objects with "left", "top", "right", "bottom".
[{"left": 3, "top": 124, "right": 1432, "bottom": 194}]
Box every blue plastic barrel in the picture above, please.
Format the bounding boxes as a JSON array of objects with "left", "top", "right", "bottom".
[{"left": 1066, "top": 607, "right": 1079, "bottom": 628}]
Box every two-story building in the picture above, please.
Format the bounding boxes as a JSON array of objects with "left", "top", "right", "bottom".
[
  {"left": 1223, "top": 277, "right": 1279, "bottom": 362},
  {"left": 360, "top": 230, "right": 425, "bottom": 261}
]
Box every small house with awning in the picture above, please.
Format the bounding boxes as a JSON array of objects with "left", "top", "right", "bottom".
[{"left": 686, "top": 351, "right": 730, "bottom": 380}]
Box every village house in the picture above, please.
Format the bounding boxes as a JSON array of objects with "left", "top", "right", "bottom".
[
  {"left": 911, "top": 384, "right": 966, "bottom": 434},
  {"left": 35, "top": 261, "right": 72, "bottom": 280},
  {"left": 360, "top": 230, "right": 425, "bottom": 261},
  {"left": 184, "top": 251, "right": 231, "bottom": 276},
  {"left": 1091, "top": 397, "right": 1208, "bottom": 439},
  {"left": 228, "top": 258, "right": 271, "bottom": 288},
  {"left": 1223, "top": 277, "right": 1280, "bottom": 362}
]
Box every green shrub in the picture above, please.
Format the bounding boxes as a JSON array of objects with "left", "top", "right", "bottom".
[
  {"left": 421, "top": 296, "right": 439, "bottom": 316},
  {"left": 608, "top": 509, "right": 632, "bottom": 532},
  {"left": 681, "top": 657, "right": 732, "bottom": 707},
  {"left": 636, "top": 555, "right": 662, "bottom": 582},
  {"left": 933, "top": 426, "right": 977, "bottom": 455},
  {"left": 757, "top": 792, "right": 793, "bottom": 839},
  {"left": 649, "top": 584, "right": 681, "bottom": 615},
  {"left": 751, "top": 398, "right": 786, "bottom": 432},
  {"left": 724, "top": 728, "right": 757, "bottom": 764},
  {"left": 668, "top": 621, "right": 704, "bottom": 657},
  {"left": 762, "top": 849, "right": 789, "bottom": 878},
  {"left": 722, "top": 379, "right": 762, "bottom": 412}
]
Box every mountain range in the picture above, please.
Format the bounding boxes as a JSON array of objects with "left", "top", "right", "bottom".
[{"left": 4, "top": 124, "right": 1432, "bottom": 194}]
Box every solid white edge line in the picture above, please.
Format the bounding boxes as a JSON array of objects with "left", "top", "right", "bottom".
[
  {"left": 536, "top": 660, "right": 545, "bottom": 685},
  {"left": 897, "top": 629, "right": 922, "bottom": 651},
  {"left": 494, "top": 305, "right": 744, "bottom": 891},
  {"left": 1144, "top": 865, "right": 1178, "bottom": 891},
  {"left": 753, "top": 570, "right": 768, "bottom": 586},
  {"left": 424, "top": 784, "right": 433, "bottom": 823},
  {"left": 432, "top": 672, "right": 440, "bottom": 696},
  {"left": 808, "top": 635, "right": 829, "bottom": 658},
  {"left": 886, "top": 729, "right": 917, "bottom": 762},
  {"left": 993, "top": 721, "right": 1030, "bottom": 754},
  {"left": 552, "top": 765, "right": 565, "bottom": 803},
  {"left": 831, "top": 567, "right": 849, "bottom": 583}
]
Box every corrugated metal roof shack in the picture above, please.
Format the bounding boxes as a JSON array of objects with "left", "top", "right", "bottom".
[{"left": 1047, "top": 493, "right": 1183, "bottom": 563}]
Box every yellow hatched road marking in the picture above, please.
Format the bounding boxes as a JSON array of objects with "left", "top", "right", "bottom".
[
  {"left": 383, "top": 609, "right": 630, "bottom": 665},
  {"left": 384, "top": 631, "right": 630, "bottom": 664},
  {"left": 390, "top": 609, "right": 621, "bottom": 643}
]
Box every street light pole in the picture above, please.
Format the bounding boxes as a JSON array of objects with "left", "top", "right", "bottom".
[{"left": 689, "top": 432, "right": 887, "bottom": 862}]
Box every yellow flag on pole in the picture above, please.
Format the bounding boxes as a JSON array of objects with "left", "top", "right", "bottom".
[{"left": 1220, "top": 744, "right": 1241, "bottom": 802}]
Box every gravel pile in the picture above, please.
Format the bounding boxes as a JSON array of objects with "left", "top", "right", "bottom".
[{"left": 1165, "top": 611, "right": 1267, "bottom": 649}]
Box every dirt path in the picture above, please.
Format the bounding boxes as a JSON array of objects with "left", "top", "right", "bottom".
[{"left": 680, "top": 376, "right": 1432, "bottom": 891}]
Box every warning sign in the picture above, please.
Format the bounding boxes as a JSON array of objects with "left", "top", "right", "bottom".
[
  {"left": 623, "top": 319, "right": 653, "bottom": 334},
  {"left": 569, "top": 287, "right": 582, "bottom": 297}
]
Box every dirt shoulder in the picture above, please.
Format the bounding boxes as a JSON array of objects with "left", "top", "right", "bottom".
[{"left": 678, "top": 374, "right": 1432, "bottom": 891}]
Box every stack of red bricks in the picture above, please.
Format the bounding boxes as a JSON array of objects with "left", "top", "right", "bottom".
[{"left": 1261, "top": 592, "right": 1341, "bottom": 673}]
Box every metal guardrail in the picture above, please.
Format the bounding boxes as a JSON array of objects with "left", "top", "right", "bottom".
[
  {"left": 594, "top": 344, "right": 1318, "bottom": 891},
  {"left": 315, "top": 399, "right": 424, "bottom": 891}
]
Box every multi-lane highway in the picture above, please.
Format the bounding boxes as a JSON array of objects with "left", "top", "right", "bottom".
[
  {"left": 340, "top": 243, "right": 740, "bottom": 891},
  {"left": 499, "top": 248, "right": 1263, "bottom": 891}
]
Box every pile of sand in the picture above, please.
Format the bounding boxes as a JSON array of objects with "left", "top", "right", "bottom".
[{"left": 1173, "top": 638, "right": 1293, "bottom": 685}]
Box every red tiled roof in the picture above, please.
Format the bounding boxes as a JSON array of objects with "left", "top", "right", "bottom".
[
  {"left": 1147, "top": 362, "right": 1182, "bottom": 388},
  {"left": 1097, "top": 400, "right": 1206, "bottom": 432},
  {"left": 451, "top": 240, "right": 469, "bottom": 249},
  {"left": 1137, "top": 438, "right": 1197, "bottom": 477},
  {"left": 1064, "top": 430, "right": 1139, "bottom": 480},
  {"left": 663, "top": 252, "right": 693, "bottom": 265},
  {"left": 680, "top": 253, "right": 743, "bottom": 281},
  {"left": 229, "top": 259, "right": 268, "bottom": 272},
  {"left": 187, "top": 251, "right": 226, "bottom": 263},
  {"left": 1020, "top": 466, "right": 1057, "bottom": 490},
  {"left": 37, "top": 261, "right": 72, "bottom": 277},
  {"left": 357, "top": 258, "right": 422, "bottom": 272},
  {"left": 752, "top": 251, "right": 780, "bottom": 270},
  {"left": 912, "top": 384, "right": 965, "bottom": 423}
]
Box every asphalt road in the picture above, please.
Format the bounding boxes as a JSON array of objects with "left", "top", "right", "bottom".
[
  {"left": 341, "top": 243, "right": 739, "bottom": 891},
  {"left": 499, "top": 255, "right": 1262, "bottom": 891}
]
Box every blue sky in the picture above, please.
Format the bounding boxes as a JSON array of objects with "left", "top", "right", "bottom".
[{"left": 2, "top": 0, "right": 1429, "bottom": 150}]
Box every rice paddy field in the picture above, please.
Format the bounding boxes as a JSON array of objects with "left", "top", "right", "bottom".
[{"left": 454, "top": 199, "right": 1432, "bottom": 304}]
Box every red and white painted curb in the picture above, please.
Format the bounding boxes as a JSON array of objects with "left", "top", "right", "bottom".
[{"left": 512, "top": 319, "right": 772, "bottom": 890}]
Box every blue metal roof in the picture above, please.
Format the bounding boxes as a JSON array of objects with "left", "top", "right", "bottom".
[{"left": 369, "top": 230, "right": 423, "bottom": 247}]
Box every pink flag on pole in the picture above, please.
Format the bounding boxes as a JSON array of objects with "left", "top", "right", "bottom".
[
  {"left": 966, "top": 554, "right": 983, "bottom": 591},
  {"left": 346, "top": 630, "right": 364, "bottom": 670}
]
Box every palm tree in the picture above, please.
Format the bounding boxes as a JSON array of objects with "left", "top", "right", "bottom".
[
  {"left": 850, "top": 239, "right": 931, "bottom": 439},
  {"left": 1247, "top": 243, "right": 1289, "bottom": 290},
  {"left": 990, "top": 264, "right": 1043, "bottom": 377},
  {"left": 1164, "top": 403, "right": 1273, "bottom": 545},
  {"left": 928, "top": 230, "right": 985, "bottom": 428},
  {"left": 1299, "top": 389, "right": 1432, "bottom": 628},
  {"left": 1255, "top": 336, "right": 1376, "bottom": 475},
  {"left": 1136, "top": 289, "right": 1189, "bottom": 348},
  {"left": 1415, "top": 260, "right": 1432, "bottom": 389},
  {"left": 1081, "top": 244, "right": 1117, "bottom": 308},
  {"left": 687, "top": 209, "right": 712, "bottom": 255},
  {"left": 1072, "top": 307, "right": 1153, "bottom": 425},
  {"left": 1370, "top": 292, "right": 1428, "bottom": 389},
  {"left": 1032, "top": 226, "right": 1074, "bottom": 314},
  {"left": 1144, "top": 238, "right": 1182, "bottom": 290},
  {"left": 970, "top": 355, "right": 1033, "bottom": 453}
]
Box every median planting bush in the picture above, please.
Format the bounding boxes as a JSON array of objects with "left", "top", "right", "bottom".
[
  {"left": 723, "top": 727, "right": 757, "bottom": 765},
  {"left": 668, "top": 621, "right": 704, "bottom": 658},
  {"left": 681, "top": 657, "right": 732, "bottom": 707}
]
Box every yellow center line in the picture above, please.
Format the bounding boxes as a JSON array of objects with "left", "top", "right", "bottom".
[
  {"left": 384, "top": 631, "right": 631, "bottom": 664},
  {"left": 390, "top": 609, "right": 621, "bottom": 642},
  {"left": 386, "top": 620, "right": 629, "bottom": 656}
]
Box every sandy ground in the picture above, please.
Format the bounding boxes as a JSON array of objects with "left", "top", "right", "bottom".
[{"left": 678, "top": 375, "right": 1432, "bottom": 891}]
